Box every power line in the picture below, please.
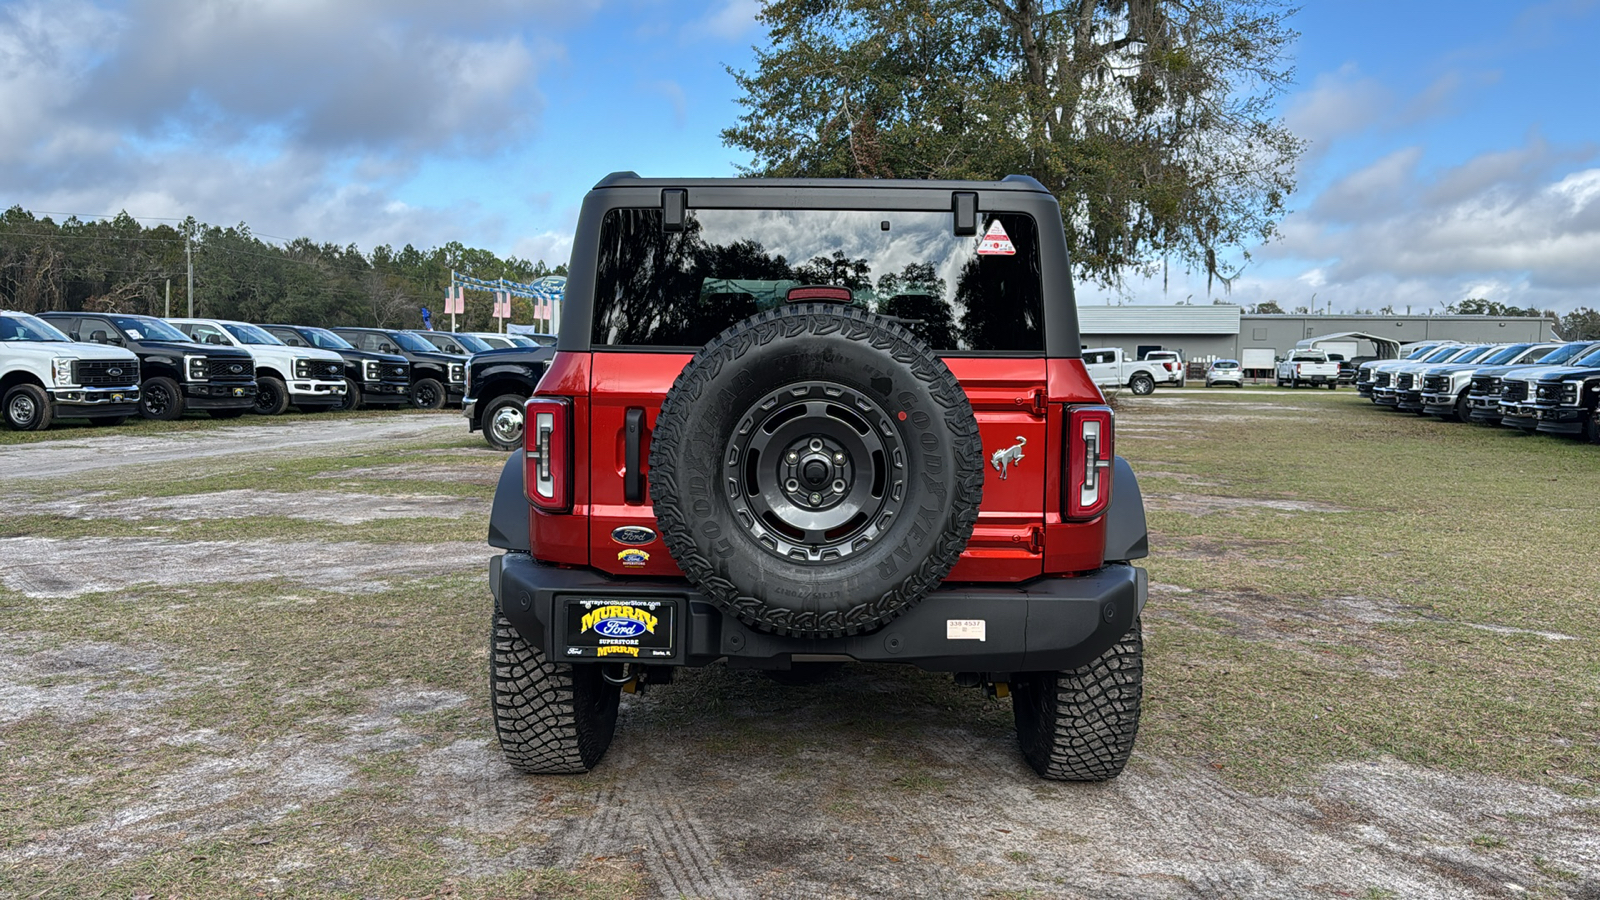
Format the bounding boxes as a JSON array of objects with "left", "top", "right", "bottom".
[
  {"left": 0, "top": 230, "right": 185, "bottom": 245},
  {"left": 15, "top": 209, "right": 189, "bottom": 223}
]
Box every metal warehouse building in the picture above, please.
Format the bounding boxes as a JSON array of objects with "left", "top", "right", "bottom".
[{"left": 1078, "top": 307, "right": 1558, "bottom": 363}]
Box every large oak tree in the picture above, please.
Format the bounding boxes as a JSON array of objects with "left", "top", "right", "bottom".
[{"left": 724, "top": 0, "right": 1304, "bottom": 289}]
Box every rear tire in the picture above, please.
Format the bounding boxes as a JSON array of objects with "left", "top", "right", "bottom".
[
  {"left": 491, "top": 610, "right": 620, "bottom": 774},
  {"left": 482, "top": 392, "right": 528, "bottom": 451},
  {"left": 1129, "top": 374, "right": 1155, "bottom": 396},
  {"left": 139, "top": 376, "right": 185, "bottom": 420},
  {"left": 2, "top": 384, "right": 51, "bottom": 431},
  {"left": 412, "top": 377, "right": 446, "bottom": 410},
  {"left": 1012, "top": 618, "right": 1143, "bottom": 781},
  {"left": 252, "top": 376, "right": 290, "bottom": 416}
]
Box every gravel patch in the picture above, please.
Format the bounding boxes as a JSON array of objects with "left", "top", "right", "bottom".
[
  {"left": 0, "top": 414, "right": 462, "bottom": 482},
  {"left": 0, "top": 537, "right": 487, "bottom": 598},
  {"left": 1146, "top": 492, "right": 1351, "bottom": 515},
  {"left": 5, "top": 489, "right": 485, "bottom": 525}
]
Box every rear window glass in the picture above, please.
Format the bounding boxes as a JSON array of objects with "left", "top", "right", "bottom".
[{"left": 591, "top": 208, "right": 1043, "bottom": 353}]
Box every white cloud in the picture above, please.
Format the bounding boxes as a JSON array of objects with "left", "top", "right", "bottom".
[
  {"left": 1309, "top": 147, "right": 1423, "bottom": 222},
  {"left": 1283, "top": 64, "right": 1391, "bottom": 151},
  {"left": 695, "top": 0, "right": 762, "bottom": 41},
  {"left": 1081, "top": 139, "right": 1600, "bottom": 315},
  {"left": 511, "top": 231, "right": 577, "bottom": 268},
  {"left": 0, "top": 0, "right": 606, "bottom": 258}
]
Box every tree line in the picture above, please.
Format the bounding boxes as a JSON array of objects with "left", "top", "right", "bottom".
[
  {"left": 1241, "top": 298, "right": 1600, "bottom": 340},
  {"left": 0, "top": 206, "right": 565, "bottom": 332}
]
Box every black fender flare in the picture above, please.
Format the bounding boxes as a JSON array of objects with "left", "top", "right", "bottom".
[
  {"left": 1103, "top": 456, "right": 1148, "bottom": 563},
  {"left": 488, "top": 450, "right": 531, "bottom": 552}
]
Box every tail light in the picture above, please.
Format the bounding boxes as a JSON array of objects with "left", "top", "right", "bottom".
[
  {"left": 1065, "top": 405, "right": 1114, "bottom": 520},
  {"left": 525, "top": 397, "right": 571, "bottom": 511}
]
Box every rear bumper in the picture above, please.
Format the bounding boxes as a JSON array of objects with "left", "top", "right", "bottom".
[{"left": 491, "top": 552, "right": 1147, "bottom": 674}]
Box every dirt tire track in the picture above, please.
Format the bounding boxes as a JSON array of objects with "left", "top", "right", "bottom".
[{"left": 0, "top": 413, "right": 462, "bottom": 481}]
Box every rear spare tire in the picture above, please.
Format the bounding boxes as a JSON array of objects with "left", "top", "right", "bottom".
[{"left": 648, "top": 304, "right": 983, "bottom": 639}]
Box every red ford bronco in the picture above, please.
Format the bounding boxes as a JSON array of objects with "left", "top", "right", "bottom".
[{"left": 486, "top": 173, "right": 1150, "bottom": 781}]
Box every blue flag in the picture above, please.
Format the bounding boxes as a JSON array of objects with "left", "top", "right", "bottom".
[{"left": 420, "top": 306, "right": 433, "bottom": 330}]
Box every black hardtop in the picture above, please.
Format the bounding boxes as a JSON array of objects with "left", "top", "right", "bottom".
[
  {"left": 593, "top": 171, "right": 1052, "bottom": 193},
  {"left": 562, "top": 173, "right": 1082, "bottom": 357}
]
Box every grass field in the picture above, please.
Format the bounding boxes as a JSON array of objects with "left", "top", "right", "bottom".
[{"left": 1, "top": 393, "right": 1596, "bottom": 898}]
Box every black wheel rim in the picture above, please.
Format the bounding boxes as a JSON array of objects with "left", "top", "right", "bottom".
[
  {"left": 254, "top": 384, "right": 278, "bottom": 413},
  {"left": 416, "top": 383, "right": 439, "bottom": 407},
  {"left": 8, "top": 393, "right": 38, "bottom": 427},
  {"left": 723, "top": 380, "right": 905, "bottom": 563},
  {"left": 144, "top": 382, "right": 171, "bottom": 417}
]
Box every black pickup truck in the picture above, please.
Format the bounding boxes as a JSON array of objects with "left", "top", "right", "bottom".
[
  {"left": 262, "top": 325, "right": 411, "bottom": 411},
  {"left": 329, "top": 327, "right": 467, "bottom": 409},
  {"left": 39, "top": 312, "right": 256, "bottom": 419},
  {"left": 462, "top": 345, "right": 554, "bottom": 450}
]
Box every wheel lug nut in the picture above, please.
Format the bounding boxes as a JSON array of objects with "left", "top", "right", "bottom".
[
  {"left": 833, "top": 453, "right": 844, "bottom": 463},
  {"left": 787, "top": 451, "right": 798, "bottom": 462},
  {"left": 810, "top": 492, "right": 822, "bottom": 504}
]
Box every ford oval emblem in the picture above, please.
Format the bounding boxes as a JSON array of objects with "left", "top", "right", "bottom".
[
  {"left": 230, "top": 364, "right": 243, "bottom": 374},
  {"left": 107, "top": 367, "right": 122, "bottom": 377},
  {"left": 594, "top": 618, "right": 648, "bottom": 638},
  {"left": 611, "top": 526, "right": 656, "bottom": 546}
]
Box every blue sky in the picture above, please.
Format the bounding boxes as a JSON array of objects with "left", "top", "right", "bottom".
[{"left": 2, "top": 0, "right": 1598, "bottom": 314}]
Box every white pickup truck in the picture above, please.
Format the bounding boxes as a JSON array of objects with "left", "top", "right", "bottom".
[
  {"left": 1276, "top": 349, "right": 1340, "bottom": 389},
  {"left": 169, "top": 318, "right": 346, "bottom": 415},
  {"left": 1082, "top": 347, "right": 1163, "bottom": 395},
  {"left": 2, "top": 310, "right": 141, "bottom": 430}
]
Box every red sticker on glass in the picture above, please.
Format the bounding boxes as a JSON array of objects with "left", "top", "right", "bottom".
[{"left": 977, "top": 220, "right": 1016, "bottom": 256}]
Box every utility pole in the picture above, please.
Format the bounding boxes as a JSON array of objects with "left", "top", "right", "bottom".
[
  {"left": 185, "top": 231, "right": 194, "bottom": 317},
  {"left": 165, "top": 279, "right": 171, "bottom": 317}
]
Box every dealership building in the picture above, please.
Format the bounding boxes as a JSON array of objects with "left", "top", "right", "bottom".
[{"left": 1076, "top": 306, "right": 1559, "bottom": 367}]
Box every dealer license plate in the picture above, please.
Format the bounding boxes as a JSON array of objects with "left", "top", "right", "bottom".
[{"left": 561, "top": 597, "right": 678, "bottom": 660}]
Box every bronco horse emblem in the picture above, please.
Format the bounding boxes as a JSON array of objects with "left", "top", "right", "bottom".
[{"left": 990, "top": 436, "right": 1027, "bottom": 480}]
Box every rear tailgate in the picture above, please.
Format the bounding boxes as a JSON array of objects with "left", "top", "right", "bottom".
[
  {"left": 587, "top": 352, "right": 690, "bottom": 576},
  {"left": 586, "top": 353, "right": 1048, "bottom": 582}
]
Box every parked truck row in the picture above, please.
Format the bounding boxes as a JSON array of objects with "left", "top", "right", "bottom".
[
  {"left": 1, "top": 308, "right": 547, "bottom": 432},
  {"left": 1356, "top": 339, "right": 1600, "bottom": 442}
]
